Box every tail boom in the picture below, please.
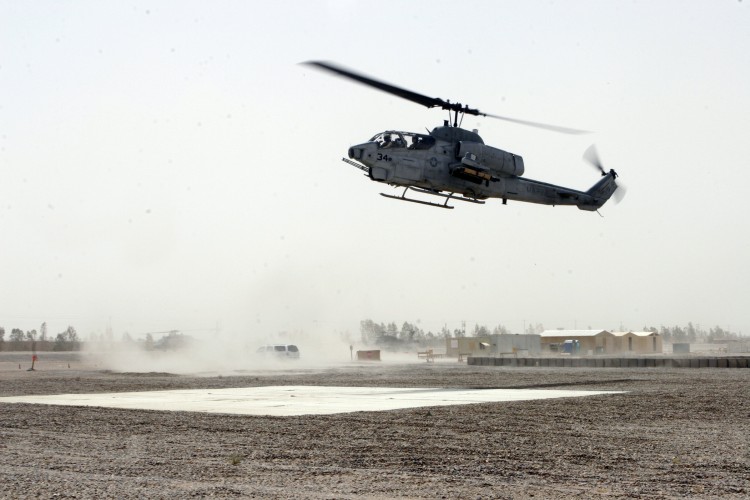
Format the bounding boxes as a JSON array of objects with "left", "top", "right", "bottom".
[{"left": 577, "top": 170, "right": 619, "bottom": 211}]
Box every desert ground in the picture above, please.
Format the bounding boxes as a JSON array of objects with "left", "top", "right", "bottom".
[{"left": 0, "top": 351, "right": 748, "bottom": 499}]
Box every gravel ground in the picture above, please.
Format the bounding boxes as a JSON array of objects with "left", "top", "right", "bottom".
[{"left": 0, "top": 352, "right": 748, "bottom": 499}]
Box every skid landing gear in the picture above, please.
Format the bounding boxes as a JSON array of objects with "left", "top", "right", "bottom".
[{"left": 380, "top": 187, "right": 485, "bottom": 209}]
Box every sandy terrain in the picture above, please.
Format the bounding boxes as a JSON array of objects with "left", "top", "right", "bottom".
[{"left": 0, "top": 352, "right": 748, "bottom": 498}]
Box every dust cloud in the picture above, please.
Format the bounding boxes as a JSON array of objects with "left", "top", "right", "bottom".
[{"left": 82, "top": 329, "right": 408, "bottom": 375}]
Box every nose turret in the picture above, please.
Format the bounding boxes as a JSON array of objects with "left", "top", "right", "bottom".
[{"left": 348, "top": 141, "right": 377, "bottom": 163}]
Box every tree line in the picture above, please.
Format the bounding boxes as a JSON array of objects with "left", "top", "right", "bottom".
[
  {"left": 1, "top": 320, "right": 741, "bottom": 352},
  {"left": 0, "top": 323, "right": 81, "bottom": 351},
  {"left": 359, "top": 319, "right": 514, "bottom": 348},
  {"left": 360, "top": 319, "right": 743, "bottom": 347},
  {"left": 641, "top": 323, "right": 742, "bottom": 343}
]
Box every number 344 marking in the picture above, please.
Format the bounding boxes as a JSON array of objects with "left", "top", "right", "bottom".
[{"left": 376, "top": 153, "right": 392, "bottom": 162}]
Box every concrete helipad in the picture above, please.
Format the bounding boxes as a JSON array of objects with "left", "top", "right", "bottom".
[{"left": 0, "top": 386, "right": 625, "bottom": 416}]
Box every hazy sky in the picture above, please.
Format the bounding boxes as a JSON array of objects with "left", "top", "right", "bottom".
[{"left": 1, "top": 1, "right": 748, "bottom": 341}]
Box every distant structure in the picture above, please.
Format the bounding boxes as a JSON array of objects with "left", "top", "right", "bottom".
[
  {"left": 356, "top": 350, "right": 381, "bottom": 361},
  {"left": 540, "top": 330, "right": 663, "bottom": 355},
  {"left": 540, "top": 330, "right": 612, "bottom": 354},
  {"left": 727, "top": 341, "right": 750, "bottom": 354},
  {"left": 446, "top": 334, "right": 541, "bottom": 358},
  {"left": 610, "top": 331, "right": 663, "bottom": 354}
]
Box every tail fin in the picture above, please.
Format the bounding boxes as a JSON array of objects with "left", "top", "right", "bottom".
[{"left": 577, "top": 171, "right": 619, "bottom": 211}]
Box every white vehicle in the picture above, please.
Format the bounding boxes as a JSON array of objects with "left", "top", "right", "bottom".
[{"left": 256, "top": 344, "right": 300, "bottom": 359}]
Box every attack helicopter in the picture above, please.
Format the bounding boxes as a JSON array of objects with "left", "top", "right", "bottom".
[{"left": 304, "top": 61, "right": 622, "bottom": 211}]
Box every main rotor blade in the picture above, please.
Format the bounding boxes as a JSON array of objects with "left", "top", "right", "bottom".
[
  {"left": 304, "top": 60, "right": 589, "bottom": 134},
  {"left": 484, "top": 113, "right": 590, "bottom": 135},
  {"left": 303, "top": 60, "right": 446, "bottom": 110}
]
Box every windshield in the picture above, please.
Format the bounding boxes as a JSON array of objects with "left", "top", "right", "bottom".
[{"left": 369, "top": 131, "right": 435, "bottom": 150}]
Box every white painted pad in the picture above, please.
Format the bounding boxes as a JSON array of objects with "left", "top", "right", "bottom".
[{"left": 0, "top": 386, "right": 624, "bottom": 416}]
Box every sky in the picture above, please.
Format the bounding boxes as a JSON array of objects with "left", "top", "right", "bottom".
[{"left": 1, "top": 1, "right": 749, "bottom": 343}]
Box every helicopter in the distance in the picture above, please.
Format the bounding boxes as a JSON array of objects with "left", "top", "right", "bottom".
[{"left": 304, "top": 61, "right": 622, "bottom": 211}]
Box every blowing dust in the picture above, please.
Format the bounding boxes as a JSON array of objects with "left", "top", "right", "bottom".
[{"left": 81, "top": 329, "right": 409, "bottom": 375}]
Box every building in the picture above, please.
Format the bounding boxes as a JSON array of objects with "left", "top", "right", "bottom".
[
  {"left": 445, "top": 334, "right": 541, "bottom": 357},
  {"left": 727, "top": 341, "right": 750, "bottom": 354},
  {"left": 611, "top": 331, "right": 663, "bottom": 354},
  {"left": 540, "top": 329, "right": 663, "bottom": 355},
  {"left": 488, "top": 334, "right": 541, "bottom": 356},
  {"left": 540, "top": 330, "right": 613, "bottom": 354},
  {"left": 445, "top": 336, "right": 491, "bottom": 358}
]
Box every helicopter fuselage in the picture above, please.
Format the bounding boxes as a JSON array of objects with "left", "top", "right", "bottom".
[{"left": 346, "top": 126, "right": 617, "bottom": 211}]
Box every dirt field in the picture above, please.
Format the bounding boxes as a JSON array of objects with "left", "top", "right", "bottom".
[{"left": 1, "top": 352, "right": 748, "bottom": 499}]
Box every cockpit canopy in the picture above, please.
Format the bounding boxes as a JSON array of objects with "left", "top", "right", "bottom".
[{"left": 370, "top": 131, "right": 436, "bottom": 150}]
